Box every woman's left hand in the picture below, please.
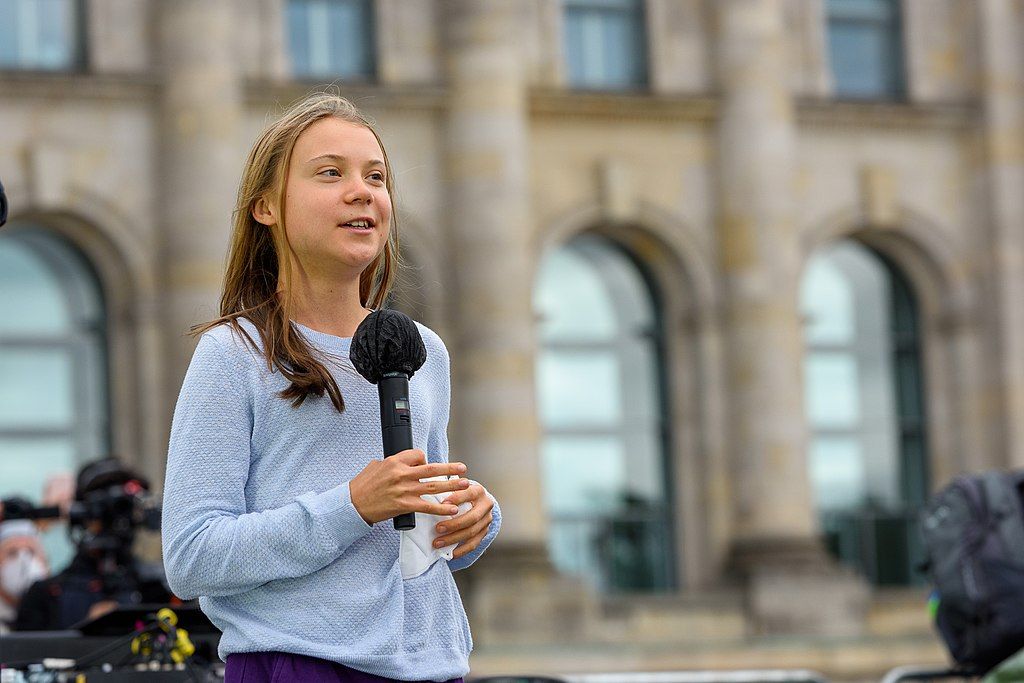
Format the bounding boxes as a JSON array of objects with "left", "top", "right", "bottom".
[{"left": 434, "top": 483, "right": 494, "bottom": 560}]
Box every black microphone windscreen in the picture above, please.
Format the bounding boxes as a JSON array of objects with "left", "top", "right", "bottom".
[{"left": 349, "top": 309, "right": 427, "bottom": 384}]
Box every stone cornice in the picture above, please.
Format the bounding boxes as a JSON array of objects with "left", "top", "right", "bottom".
[
  {"left": 0, "top": 71, "right": 982, "bottom": 134},
  {"left": 529, "top": 87, "right": 718, "bottom": 123},
  {"left": 0, "top": 69, "right": 158, "bottom": 102},
  {"left": 528, "top": 89, "right": 981, "bottom": 131},
  {"left": 796, "top": 98, "right": 981, "bottom": 131},
  {"left": 243, "top": 79, "right": 447, "bottom": 114}
]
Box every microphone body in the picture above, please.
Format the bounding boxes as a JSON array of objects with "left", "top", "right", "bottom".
[
  {"left": 349, "top": 309, "right": 428, "bottom": 532},
  {"left": 379, "top": 372, "right": 415, "bottom": 530}
]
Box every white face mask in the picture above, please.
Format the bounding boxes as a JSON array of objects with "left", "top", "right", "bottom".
[{"left": 1, "top": 549, "right": 48, "bottom": 601}]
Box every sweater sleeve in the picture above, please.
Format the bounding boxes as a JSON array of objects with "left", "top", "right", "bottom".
[
  {"left": 423, "top": 331, "right": 501, "bottom": 572},
  {"left": 161, "top": 333, "right": 372, "bottom": 600}
]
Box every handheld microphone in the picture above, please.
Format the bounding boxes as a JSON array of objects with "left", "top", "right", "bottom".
[{"left": 349, "top": 309, "right": 427, "bottom": 531}]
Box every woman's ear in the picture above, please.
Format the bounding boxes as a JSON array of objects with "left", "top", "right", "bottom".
[{"left": 252, "top": 195, "right": 277, "bottom": 227}]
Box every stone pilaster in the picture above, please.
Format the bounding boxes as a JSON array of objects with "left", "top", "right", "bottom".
[
  {"left": 157, "top": 0, "right": 244, "bottom": 418},
  {"left": 977, "top": 0, "right": 1024, "bottom": 469},
  {"left": 714, "top": 0, "right": 867, "bottom": 635},
  {"left": 441, "top": 0, "right": 581, "bottom": 643}
]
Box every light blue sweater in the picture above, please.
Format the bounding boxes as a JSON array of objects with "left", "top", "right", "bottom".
[{"left": 161, "top": 318, "right": 500, "bottom": 681}]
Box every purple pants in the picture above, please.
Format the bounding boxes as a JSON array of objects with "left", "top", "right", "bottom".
[{"left": 224, "top": 651, "right": 465, "bottom": 683}]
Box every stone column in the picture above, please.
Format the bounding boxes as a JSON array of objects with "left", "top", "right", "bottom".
[
  {"left": 977, "top": 0, "right": 1024, "bottom": 468},
  {"left": 157, "top": 1, "right": 244, "bottom": 425},
  {"left": 440, "top": 0, "right": 590, "bottom": 643},
  {"left": 713, "top": 0, "right": 866, "bottom": 635}
]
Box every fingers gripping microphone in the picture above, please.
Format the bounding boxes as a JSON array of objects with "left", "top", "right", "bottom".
[{"left": 350, "top": 309, "right": 427, "bottom": 531}]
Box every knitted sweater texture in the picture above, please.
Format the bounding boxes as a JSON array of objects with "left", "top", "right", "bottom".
[{"left": 161, "top": 318, "right": 500, "bottom": 681}]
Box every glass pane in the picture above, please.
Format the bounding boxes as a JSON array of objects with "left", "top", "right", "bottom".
[
  {"left": 829, "top": 22, "right": 892, "bottom": 98},
  {"left": 0, "top": 437, "right": 76, "bottom": 500},
  {"left": 603, "top": 8, "right": 645, "bottom": 86},
  {"left": 801, "top": 255, "right": 855, "bottom": 345},
  {"left": 564, "top": 0, "right": 646, "bottom": 89},
  {"left": 534, "top": 244, "right": 617, "bottom": 342},
  {"left": 620, "top": 426, "right": 665, "bottom": 504},
  {"left": 620, "top": 340, "right": 659, "bottom": 423},
  {"left": 828, "top": 0, "right": 903, "bottom": 101},
  {"left": 0, "top": 1, "right": 17, "bottom": 64},
  {"left": 541, "top": 435, "right": 626, "bottom": 514},
  {"left": 829, "top": 0, "right": 896, "bottom": 22},
  {"left": 0, "top": 349, "right": 74, "bottom": 429},
  {"left": 804, "top": 352, "right": 860, "bottom": 428},
  {"left": 0, "top": 237, "right": 72, "bottom": 335},
  {"left": 288, "top": 0, "right": 373, "bottom": 78},
  {"left": 328, "top": 0, "right": 371, "bottom": 77},
  {"left": 286, "top": 0, "right": 311, "bottom": 74},
  {"left": 565, "top": 0, "right": 638, "bottom": 8},
  {"left": 0, "top": 0, "right": 76, "bottom": 70},
  {"left": 0, "top": 436, "right": 78, "bottom": 572},
  {"left": 809, "top": 436, "right": 865, "bottom": 511},
  {"left": 37, "top": 0, "right": 73, "bottom": 69},
  {"left": 547, "top": 518, "right": 600, "bottom": 583},
  {"left": 576, "top": 235, "right": 654, "bottom": 332},
  {"left": 537, "top": 350, "right": 621, "bottom": 428}
]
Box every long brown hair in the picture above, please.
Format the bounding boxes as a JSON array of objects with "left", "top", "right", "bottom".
[{"left": 192, "top": 92, "right": 399, "bottom": 412}]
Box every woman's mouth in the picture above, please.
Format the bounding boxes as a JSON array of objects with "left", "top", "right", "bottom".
[{"left": 340, "top": 219, "right": 374, "bottom": 232}]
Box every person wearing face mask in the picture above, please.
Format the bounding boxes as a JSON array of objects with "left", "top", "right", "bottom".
[{"left": 0, "top": 520, "right": 49, "bottom": 634}]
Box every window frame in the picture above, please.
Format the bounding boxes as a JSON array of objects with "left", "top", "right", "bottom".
[
  {"left": 825, "top": 0, "right": 907, "bottom": 101},
  {"left": 535, "top": 233, "right": 677, "bottom": 593},
  {"left": 285, "top": 0, "right": 378, "bottom": 83},
  {"left": 562, "top": 0, "right": 650, "bottom": 92},
  {"left": 0, "top": 229, "right": 111, "bottom": 495},
  {"left": 0, "top": 0, "right": 88, "bottom": 73},
  {"left": 801, "top": 241, "right": 929, "bottom": 586}
]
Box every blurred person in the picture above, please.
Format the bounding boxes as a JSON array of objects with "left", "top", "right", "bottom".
[
  {"left": 162, "top": 92, "right": 501, "bottom": 682},
  {"left": 14, "top": 457, "right": 169, "bottom": 631},
  {"left": 36, "top": 471, "right": 77, "bottom": 573},
  {"left": 0, "top": 519, "right": 49, "bottom": 634}
]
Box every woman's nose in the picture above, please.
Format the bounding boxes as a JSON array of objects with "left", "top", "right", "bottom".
[{"left": 343, "top": 179, "right": 373, "bottom": 204}]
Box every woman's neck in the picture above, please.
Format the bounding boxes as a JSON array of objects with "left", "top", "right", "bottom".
[{"left": 284, "top": 271, "right": 370, "bottom": 339}]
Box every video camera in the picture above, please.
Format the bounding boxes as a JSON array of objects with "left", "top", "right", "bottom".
[
  {"left": 69, "top": 479, "right": 161, "bottom": 557},
  {"left": 68, "top": 459, "right": 161, "bottom": 557},
  {"left": 0, "top": 496, "right": 61, "bottom": 522}
]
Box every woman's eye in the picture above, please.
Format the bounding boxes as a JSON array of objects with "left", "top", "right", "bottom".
[
  {"left": 320, "top": 168, "right": 340, "bottom": 177},
  {"left": 369, "top": 172, "right": 384, "bottom": 182}
]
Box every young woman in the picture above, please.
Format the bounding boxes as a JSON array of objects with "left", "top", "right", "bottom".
[{"left": 162, "top": 93, "right": 500, "bottom": 683}]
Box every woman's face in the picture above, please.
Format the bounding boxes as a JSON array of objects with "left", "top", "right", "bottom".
[{"left": 275, "top": 117, "right": 392, "bottom": 280}]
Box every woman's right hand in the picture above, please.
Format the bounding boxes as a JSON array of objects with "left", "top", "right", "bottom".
[{"left": 349, "top": 449, "right": 470, "bottom": 525}]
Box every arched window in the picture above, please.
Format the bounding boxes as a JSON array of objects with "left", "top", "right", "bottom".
[
  {"left": 533, "top": 233, "right": 674, "bottom": 593},
  {"left": 0, "top": 227, "right": 110, "bottom": 515},
  {"left": 800, "top": 240, "right": 927, "bottom": 585}
]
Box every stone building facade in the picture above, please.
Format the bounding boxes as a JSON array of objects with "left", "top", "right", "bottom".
[{"left": 2, "top": 0, "right": 1022, "bottom": 679}]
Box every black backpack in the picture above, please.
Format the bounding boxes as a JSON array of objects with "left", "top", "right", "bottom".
[{"left": 920, "top": 470, "right": 1024, "bottom": 675}]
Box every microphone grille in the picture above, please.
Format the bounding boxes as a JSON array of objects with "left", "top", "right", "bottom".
[{"left": 349, "top": 309, "right": 427, "bottom": 384}]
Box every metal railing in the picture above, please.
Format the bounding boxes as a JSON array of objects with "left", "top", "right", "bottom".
[
  {"left": 821, "top": 506, "right": 926, "bottom": 586},
  {"left": 548, "top": 511, "right": 674, "bottom": 593},
  {"left": 471, "top": 671, "right": 830, "bottom": 683}
]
